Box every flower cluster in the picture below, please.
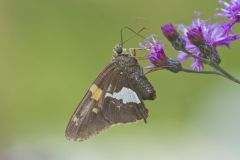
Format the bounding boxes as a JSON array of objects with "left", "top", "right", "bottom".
[
  {"left": 177, "top": 18, "right": 240, "bottom": 70},
  {"left": 141, "top": 0, "right": 240, "bottom": 72},
  {"left": 217, "top": 0, "right": 240, "bottom": 25}
]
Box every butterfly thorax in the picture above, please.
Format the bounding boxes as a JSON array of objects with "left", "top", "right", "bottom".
[{"left": 112, "top": 54, "right": 156, "bottom": 100}]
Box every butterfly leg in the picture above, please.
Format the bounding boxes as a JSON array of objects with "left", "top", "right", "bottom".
[
  {"left": 129, "top": 48, "right": 150, "bottom": 61},
  {"left": 145, "top": 67, "right": 163, "bottom": 75},
  {"left": 129, "top": 48, "right": 147, "bottom": 56}
]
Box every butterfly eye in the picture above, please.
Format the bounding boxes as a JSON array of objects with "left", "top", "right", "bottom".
[{"left": 114, "top": 44, "right": 123, "bottom": 55}]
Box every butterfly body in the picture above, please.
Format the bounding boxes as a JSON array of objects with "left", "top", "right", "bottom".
[
  {"left": 65, "top": 52, "right": 156, "bottom": 141},
  {"left": 113, "top": 54, "right": 156, "bottom": 100}
]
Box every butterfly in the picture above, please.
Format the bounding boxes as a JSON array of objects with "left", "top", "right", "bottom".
[{"left": 65, "top": 41, "right": 156, "bottom": 141}]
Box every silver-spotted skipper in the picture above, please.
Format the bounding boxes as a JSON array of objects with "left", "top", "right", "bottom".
[{"left": 65, "top": 29, "right": 156, "bottom": 141}]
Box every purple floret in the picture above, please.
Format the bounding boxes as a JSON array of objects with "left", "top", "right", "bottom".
[
  {"left": 187, "top": 27, "right": 205, "bottom": 46},
  {"left": 140, "top": 35, "right": 168, "bottom": 69},
  {"left": 217, "top": 0, "right": 240, "bottom": 24}
]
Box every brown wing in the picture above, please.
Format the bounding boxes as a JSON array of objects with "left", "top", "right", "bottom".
[
  {"left": 65, "top": 63, "right": 148, "bottom": 141},
  {"left": 65, "top": 63, "right": 116, "bottom": 141}
]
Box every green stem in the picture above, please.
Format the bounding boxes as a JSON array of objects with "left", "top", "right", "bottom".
[
  {"left": 181, "top": 68, "right": 223, "bottom": 76},
  {"left": 211, "top": 63, "right": 240, "bottom": 84},
  {"left": 183, "top": 50, "right": 240, "bottom": 84}
]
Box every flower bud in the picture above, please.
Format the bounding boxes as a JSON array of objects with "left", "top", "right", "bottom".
[{"left": 161, "top": 24, "right": 179, "bottom": 41}]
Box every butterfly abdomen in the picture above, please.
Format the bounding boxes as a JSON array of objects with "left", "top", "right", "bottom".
[{"left": 131, "top": 75, "right": 156, "bottom": 100}]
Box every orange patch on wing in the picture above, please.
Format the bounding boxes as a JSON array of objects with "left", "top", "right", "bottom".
[
  {"left": 92, "top": 107, "right": 99, "bottom": 114},
  {"left": 90, "top": 84, "right": 103, "bottom": 101}
]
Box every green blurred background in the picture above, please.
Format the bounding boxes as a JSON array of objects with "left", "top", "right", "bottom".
[{"left": 1, "top": 0, "right": 240, "bottom": 159}]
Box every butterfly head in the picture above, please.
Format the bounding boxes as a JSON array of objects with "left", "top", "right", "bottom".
[{"left": 113, "top": 44, "right": 126, "bottom": 55}]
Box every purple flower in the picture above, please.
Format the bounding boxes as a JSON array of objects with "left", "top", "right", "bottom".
[
  {"left": 217, "top": 0, "right": 240, "bottom": 25},
  {"left": 183, "top": 18, "right": 239, "bottom": 47},
  {"left": 178, "top": 52, "right": 189, "bottom": 62},
  {"left": 187, "top": 27, "right": 205, "bottom": 46},
  {"left": 161, "top": 24, "right": 179, "bottom": 41},
  {"left": 192, "top": 57, "right": 204, "bottom": 72},
  {"left": 178, "top": 18, "right": 240, "bottom": 71},
  {"left": 140, "top": 35, "right": 168, "bottom": 69}
]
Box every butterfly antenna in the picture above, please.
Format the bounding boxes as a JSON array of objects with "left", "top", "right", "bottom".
[{"left": 120, "top": 26, "right": 146, "bottom": 47}]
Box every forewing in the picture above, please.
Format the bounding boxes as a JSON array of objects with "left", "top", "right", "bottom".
[
  {"left": 65, "top": 63, "right": 148, "bottom": 141},
  {"left": 65, "top": 63, "right": 116, "bottom": 141}
]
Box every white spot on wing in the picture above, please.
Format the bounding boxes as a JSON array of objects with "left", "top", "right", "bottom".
[
  {"left": 72, "top": 115, "right": 79, "bottom": 126},
  {"left": 105, "top": 87, "right": 141, "bottom": 104}
]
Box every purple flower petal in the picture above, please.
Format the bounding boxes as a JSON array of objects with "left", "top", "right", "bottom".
[
  {"left": 178, "top": 52, "right": 189, "bottom": 62},
  {"left": 213, "top": 34, "right": 240, "bottom": 47},
  {"left": 217, "top": 0, "right": 240, "bottom": 24},
  {"left": 191, "top": 58, "right": 204, "bottom": 72}
]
